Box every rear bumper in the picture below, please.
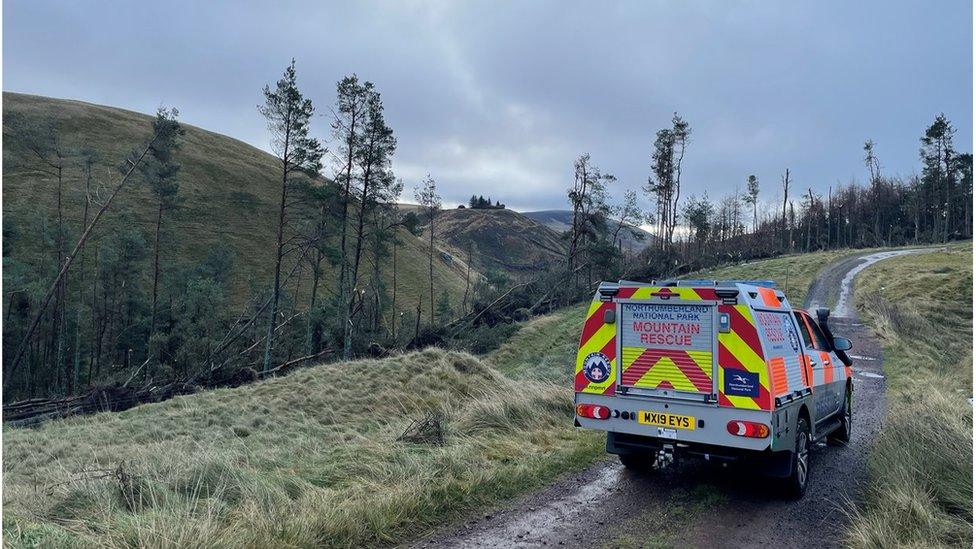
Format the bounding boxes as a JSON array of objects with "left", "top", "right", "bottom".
[
  {"left": 575, "top": 391, "right": 773, "bottom": 452},
  {"left": 606, "top": 431, "right": 793, "bottom": 477}
]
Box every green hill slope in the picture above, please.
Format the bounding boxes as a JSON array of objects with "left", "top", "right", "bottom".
[
  {"left": 2, "top": 92, "right": 467, "bottom": 314},
  {"left": 427, "top": 207, "right": 568, "bottom": 277}
]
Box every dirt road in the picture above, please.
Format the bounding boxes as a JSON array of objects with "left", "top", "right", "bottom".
[{"left": 413, "top": 250, "right": 931, "bottom": 549}]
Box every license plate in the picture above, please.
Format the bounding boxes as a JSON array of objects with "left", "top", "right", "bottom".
[{"left": 638, "top": 411, "right": 696, "bottom": 430}]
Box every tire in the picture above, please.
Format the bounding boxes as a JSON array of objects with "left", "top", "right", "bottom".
[
  {"left": 783, "top": 416, "right": 811, "bottom": 499},
  {"left": 828, "top": 386, "right": 853, "bottom": 444},
  {"left": 619, "top": 453, "right": 654, "bottom": 472}
]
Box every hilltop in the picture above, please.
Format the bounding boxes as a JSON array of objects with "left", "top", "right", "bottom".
[
  {"left": 523, "top": 209, "right": 654, "bottom": 254},
  {"left": 426, "top": 207, "right": 568, "bottom": 277}
]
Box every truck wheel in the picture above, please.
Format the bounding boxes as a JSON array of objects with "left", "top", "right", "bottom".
[
  {"left": 783, "top": 416, "right": 811, "bottom": 499},
  {"left": 619, "top": 453, "right": 654, "bottom": 472},
  {"left": 828, "top": 387, "right": 852, "bottom": 444}
]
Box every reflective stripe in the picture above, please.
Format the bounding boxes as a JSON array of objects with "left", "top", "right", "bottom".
[{"left": 575, "top": 296, "right": 617, "bottom": 394}]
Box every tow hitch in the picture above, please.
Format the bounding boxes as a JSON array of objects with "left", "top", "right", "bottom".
[{"left": 655, "top": 444, "right": 676, "bottom": 469}]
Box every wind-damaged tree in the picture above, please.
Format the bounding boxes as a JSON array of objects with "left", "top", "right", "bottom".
[
  {"left": 644, "top": 113, "right": 690, "bottom": 250},
  {"left": 258, "top": 60, "right": 325, "bottom": 373},
  {"left": 919, "top": 114, "right": 956, "bottom": 243},
  {"left": 567, "top": 153, "right": 613, "bottom": 288},
  {"left": 864, "top": 139, "right": 884, "bottom": 244},
  {"left": 780, "top": 168, "right": 791, "bottom": 247},
  {"left": 610, "top": 189, "right": 646, "bottom": 253},
  {"left": 414, "top": 175, "right": 441, "bottom": 325},
  {"left": 6, "top": 108, "right": 183, "bottom": 386},
  {"left": 142, "top": 113, "right": 185, "bottom": 377},
  {"left": 743, "top": 175, "right": 760, "bottom": 233}
]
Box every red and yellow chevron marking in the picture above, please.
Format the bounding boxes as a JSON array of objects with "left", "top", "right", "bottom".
[
  {"left": 575, "top": 286, "right": 725, "bottom": 396},
  {"left": 621, "top": 347, "right": 713, "bottom": 392},
  {"left": 717, "top": 303, "right": 771, "bottom": 410},
  {"left": 575, "top": 299, "right": 618, "bottom": 394}
]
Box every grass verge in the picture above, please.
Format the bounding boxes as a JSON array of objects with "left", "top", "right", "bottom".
[
  {"left": 695, "top": 248, "right": 856, "bottom": 305},
  {"left": 2, "top": 349, "right": 603, "bottom": 548},
  {"left": 846, "top": 242, "right": 973, "bottom": 548}
]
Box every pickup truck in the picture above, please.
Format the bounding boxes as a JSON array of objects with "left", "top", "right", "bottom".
[{"left": 574, "top": 279, "right": 854, "bottom": 498}]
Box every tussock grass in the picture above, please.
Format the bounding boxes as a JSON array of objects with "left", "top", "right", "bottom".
[
  {"left": 2, "top": 349, "right": 603, "bottom": 547},
  {"left": 846, "top": 242, "right": 973, "bottom": 548}
]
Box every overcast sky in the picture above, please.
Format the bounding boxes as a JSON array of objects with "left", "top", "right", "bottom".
[{"left": 4, "top": 1, "right": 972, "bottom": 212}]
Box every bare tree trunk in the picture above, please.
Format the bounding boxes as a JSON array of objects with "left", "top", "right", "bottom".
[
  {"left": 336, "top": 108, "right": 360, "bottom": 335},
  {"left": 806, "top": 188, "right": 814, "bottom": 251},
  {"left": 305, "top": 255, "right": 321, "bottom": 356},
  {"left": 75, "top": 161, "right": 92, "bottom": 391},
  {"left": 788, "top": 201, "right": 795, "bottom": 252},
  {"left": 414, "top": 296, "right": 422, "bottom": 342},
  {"left": 147, "top": 201, "right": 164, "bottom": 381},
  {"left": 391, "top": 234, "right": 398, "bottom": 340},
  {"left": 781, "top": 168, "right": 790, "bottom": 249},
  {"left": 826, "top": 186, "right": 832, "bottom": 249},
  {"left": 428, "top": 215, "right": 435, "bottom": 325},
  {"left": 262, "top": 144, "right": 289, "bottom": 372},
  {"left": 462, "top": 241, "right": 472, "bottom": 314},
  {"left": 344, "top": 157, "right": 375, "bottom": 359}
]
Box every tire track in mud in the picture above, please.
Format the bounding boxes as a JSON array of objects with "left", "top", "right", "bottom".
[{"left": 411, "top": 249, "right": 935, "bottom": 549}]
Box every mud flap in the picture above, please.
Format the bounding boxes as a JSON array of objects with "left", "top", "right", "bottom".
[{"left": 764, "top": 449, "right": 794, "bottom": 478}]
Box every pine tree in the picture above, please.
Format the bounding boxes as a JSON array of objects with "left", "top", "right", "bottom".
[{"left": 257, "top": 60, "right": 325, "bottom": 373}]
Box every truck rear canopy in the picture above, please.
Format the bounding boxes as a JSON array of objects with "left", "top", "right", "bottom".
[{"left": 620, "top": 302, "right": 715, "bottom": 395}]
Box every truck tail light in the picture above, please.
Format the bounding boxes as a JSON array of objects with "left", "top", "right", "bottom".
[
  {"left": 576, "top": 404, "right": 611, "bottom": 420},
  {"left": 727, "top": 420, "right": 770, "bottom": 438}
]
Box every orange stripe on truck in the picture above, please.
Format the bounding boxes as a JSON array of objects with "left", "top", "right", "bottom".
[
  {"left": 758, "top": 287, "right": 781, "bottom": 308},
  {"left": 768, "top": 356, "right": 789, "bottom": 396}
]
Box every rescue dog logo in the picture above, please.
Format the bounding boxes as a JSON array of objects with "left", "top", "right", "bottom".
[{"left": 583, "top": 352, "right": 611, "bottom": 383}]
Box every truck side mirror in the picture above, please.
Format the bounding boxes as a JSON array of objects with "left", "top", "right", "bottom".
[{"left": 833, "top": 337, "right": 853, "bottom": 351}]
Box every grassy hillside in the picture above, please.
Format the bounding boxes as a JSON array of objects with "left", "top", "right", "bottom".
[
  {"left": 2, "top": 92, "right": 467, "bottom": 315},
  {"left": 427, "top": 208, "right": 567, "bottom": 277},
  {"left": 847, "top": 243, "right": 972, "bottom": 547}
]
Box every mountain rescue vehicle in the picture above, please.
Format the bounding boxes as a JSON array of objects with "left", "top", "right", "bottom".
[{"left": 573, "top": 280, "right": 854, "bottom": 498}]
